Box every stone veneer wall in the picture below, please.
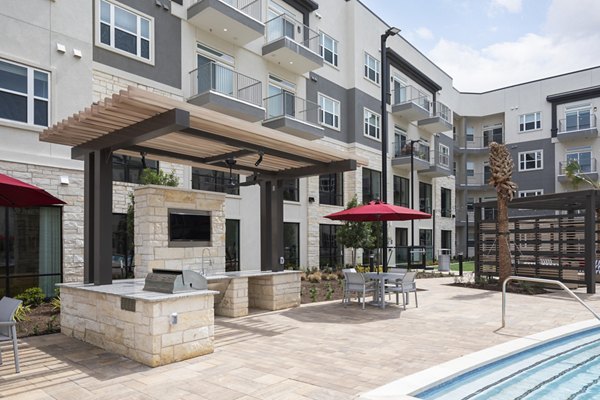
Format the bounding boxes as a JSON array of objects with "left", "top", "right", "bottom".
[{"left": 134, "top": 185, "right": 226, "bottom": 277}]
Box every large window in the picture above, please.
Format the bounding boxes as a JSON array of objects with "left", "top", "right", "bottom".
[
  {"left": 518, "top": 150, "right": 543, "bottom": 171},
  {"left": 394, "top": 126, "right": 407, "bottom": 157},
  {"left": 362, "top": 168, "right": 381, "bottom": 204},
  {"left": 282, "top": 179, "right": 299, "bottom": 202},
  {"left": 466, "top": 162, "right": 474, "bottom": 177},
  {"left": 364, "top": 108, "right": 381, "bottom": 140},
  {"left": 483, "top": 123, "right": 503, "bottom": 146},
  {"left": 318, "top": 93, "right": 340, "bottom": 130},
  {"left": 519, "top": 112, "right": 541, "bottom": 132},
  {"left": 441, "top": 188, "right": 452, "bottom": 217},
  {"left": 112, "top": 213, "right": 133, "bottom": 278},
  {"left": 112, "top": 155, "right": 158, "bottom": 184},
  {"left": 0, "top": 207, "right": 62, "bottom": 297},
  {"left": 364, "top": 52, "right": 380, "bottom": 84},
  {"left": 192, "top": 167, "right": 239, "bottom": 195},
  {"left": 419, "top": 229, "right": 433, "bottom": 262},
  {"left": 419, "top": 182, "right": 432, "bottom": 214},
  {"left": 438, "top": 144, "right": 450, "bottom": 167},
  {"left": 441, "top": 230, "right": 452, "bottom": 251},
  {"left": 319, "top": 173, "right": 343, "bottom": 206},
  {"left": 320, "top": 32, "right": 338, "bottom": 67},
  {"left": 565, "top": 103, "right": 592, "bottom": 131},
  {"left": 225, "top": 219, "right": 240, "bottom": 272},
  {"left": 99, "top": 0, "right": 153, "bottom": 61},
  {"left": 0, "top": 59, "right": 49, "bottom": 126},
  {"left": 393, "top": 176, "right": 409, "bottom": 207},
  {"left": 284, "top": 223, "right": 300, "bottom": 269},
  {"left": 319, "top": 224, "right": 342, "bottom": 269},
  {"left": 518, "top": 189, "right": 543, "bottom": 198},
  {"left": 566, "top": 150, "right": 593, "bottom": 173}
]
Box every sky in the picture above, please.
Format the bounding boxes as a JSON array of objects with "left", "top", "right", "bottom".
[{"left": 360, "top": 0, "right": 600, "bottom": 92}]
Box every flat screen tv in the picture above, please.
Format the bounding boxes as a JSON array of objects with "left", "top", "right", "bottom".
[{"left": 168, "top": 209, "right": 211, "bottom": 247}]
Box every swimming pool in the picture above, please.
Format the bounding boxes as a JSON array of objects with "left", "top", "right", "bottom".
[{"left": 360, "top": 320, "right": 600, "bottom": 400}]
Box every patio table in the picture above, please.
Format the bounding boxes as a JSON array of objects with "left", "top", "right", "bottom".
[{"left": 364, "top": 272, "right": 406, "bottom": 309}]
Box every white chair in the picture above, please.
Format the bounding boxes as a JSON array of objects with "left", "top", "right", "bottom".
[
  {"left": 0, "top": 297, "right": 22, "bottom": 373},
  {"left": 385, "top": 272, "right": 418, "bottom": 310},
  {"left": 343, "top": 271, "right": 376, "bottom": 309}
]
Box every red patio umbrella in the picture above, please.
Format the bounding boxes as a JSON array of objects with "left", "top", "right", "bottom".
[
  {"left": 0, "top": 173, "right": 66, "bottom": 207},
  {"left": 324, "top": 200, "right": 431, "bottom": 222}
]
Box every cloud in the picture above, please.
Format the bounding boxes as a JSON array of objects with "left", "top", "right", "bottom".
[
  {"left": 416, "top": 27, "right": 434, "bottom": 41},
  {"left": 428, "top": 0, "right": 600, "bottom": 91},
  {"left": 490, "top": 0, "right": 522, "bottom": 13}
]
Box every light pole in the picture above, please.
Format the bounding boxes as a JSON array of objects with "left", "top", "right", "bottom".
[{"left": 380, "top": 26, "right": 400, "bottom": 272}]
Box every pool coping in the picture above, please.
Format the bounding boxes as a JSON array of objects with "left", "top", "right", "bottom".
[{"left": 359, "top": 318, "right": 600, "bottom": 399}]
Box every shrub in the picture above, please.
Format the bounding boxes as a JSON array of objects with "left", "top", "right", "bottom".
[
  {"left": 14, "top": 304, "right": 32, "bottom": 322},
  {"left": 140, "top": 168, "right": 179, "bottom": 187},
  {"left": 309, "top": 286, "right": 318, "bottom": 302},
  {"left": 307, "top": 271, "right": 322, "bottom": 283},
  {"left": 15, "top": 287, "right": 45, "bottom": 307}
]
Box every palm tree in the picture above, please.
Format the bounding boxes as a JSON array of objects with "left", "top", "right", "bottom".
[{"left": 488, "top": 142, "right": 518, "bottom": 283}]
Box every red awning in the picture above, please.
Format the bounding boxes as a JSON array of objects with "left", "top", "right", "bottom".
[
  {"left": 0, "top": 173, "right": 66, "bottom": 207},
  {"left": 325, "top": 200, "right": 431, "bottom": 222}
]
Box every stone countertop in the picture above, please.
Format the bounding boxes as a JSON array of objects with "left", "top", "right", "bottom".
[
  {"left": 204, "top": 270, "right": 302, "bottom": 280},
  {"left": 58, "top": 279, "right": 218, "bottom": 302}
]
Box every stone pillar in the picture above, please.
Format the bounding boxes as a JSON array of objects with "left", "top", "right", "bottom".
[{"left": 248, "top": 272, "right": 301, "bottom": 311}]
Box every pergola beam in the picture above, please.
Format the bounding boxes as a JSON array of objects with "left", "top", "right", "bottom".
[
  {"left": 203, "top": 150, "right": 256, "bottom": 164},
  {"left": 275, "top": 159, "right": 357, "bottom": 179}
]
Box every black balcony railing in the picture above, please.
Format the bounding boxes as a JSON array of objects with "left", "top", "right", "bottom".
[{"left": 189, "top": 61, "right": 262, "bottom": 106}]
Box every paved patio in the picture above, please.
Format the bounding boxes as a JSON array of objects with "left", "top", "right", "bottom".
[{"left": 2, "top": 277, "right": 600, "bottom": 399}]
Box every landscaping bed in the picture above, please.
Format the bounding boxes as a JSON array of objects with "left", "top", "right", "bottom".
[{"left": 17, "top": 303, "right": 60, "bottom": 337}]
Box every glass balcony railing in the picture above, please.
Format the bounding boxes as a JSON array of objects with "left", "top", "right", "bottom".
[
  {"left": 392, "top": 141, "right": 431, "bottom": 162},
  {"left": 463, "top": 172, "right": 492, "bottom": 187},
  {"left": 191, "top": 0, "right": 262, "bottom": 21},
  {"left": 559, "top": 114, "right": 597, "bottom": 133},
  {"left": 265, "top": 14, "right": 320, "bottom": 55},
  {"left": 189, "top": 61, "right": 262, "bottom": 107},
  {"left": 264, "top": 92, "right": 320, "bottom": 126},
  {"left": 459, "top": 134, "right": 505, "bottom": 149},
  {"left": 391, "top": 85, "right": 430, "bottom": 111},
  {"left": 432, "top": 101, "right": 452, "bottom": 124},
  {"left": 558, "top": 158, "right": 597, "bottom": 175}
]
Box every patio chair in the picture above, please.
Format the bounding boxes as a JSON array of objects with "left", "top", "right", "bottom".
[
  {"left": 385, "top": 272, "right": 418, "bottom": 310},
  {"left": 384, "top": 268, "right": 407, "bottom": 299},
  {"left": 0, "top": 296, "right": 22, "bottom": 373},
  {"left": 343, "top": 271, "right": 377, "bottom": 309}
]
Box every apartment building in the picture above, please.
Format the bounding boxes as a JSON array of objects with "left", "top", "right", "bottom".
[{"left": 0, "top": 0, "right": 596, "bottom": 297}]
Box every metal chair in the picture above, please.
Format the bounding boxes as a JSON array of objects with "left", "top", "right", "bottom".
[
  {"left": 0, "top": 296, "right": 22, "bottom": 373},
  {"left": 343, "top": 271, "right": 376, "bottom": 309},
  {"left": 385, "top": 272, "right": 418, "bottom": 310}
]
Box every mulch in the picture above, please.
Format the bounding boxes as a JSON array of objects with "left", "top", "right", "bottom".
[{"left": 17, "top": 303, "right": 60, "bottom": 337}]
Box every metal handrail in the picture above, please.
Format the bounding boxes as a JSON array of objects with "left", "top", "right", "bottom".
[{"left": 501, "top": 276, "right": 600, "bottom": 328}]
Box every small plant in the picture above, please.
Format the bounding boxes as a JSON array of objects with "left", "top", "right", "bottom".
[
  {"left": 309, "top": 286, "right": 318, "bottom": 302},
  {"left": 307, "top": 271, "right": 322, "bottom": 283},
  {"left": 15, "top": 287, "right": 45, "bottom": 307},
  {"left": 325, "top": 283, "right": 334, "bottom": 300},
  {"left": 300, "top": 272, "right": 307, "bottom": 281},
  {"left": 14, "top": 304, "right": 32, "bottom": 322},
  {"left": 33, "top": 324, "right": 40, "bottom": 336},
  {"left": 140, "top": 168, "right": 179, "bottom": 187},
  {"left": 51, "top": 296, "right": 61, "bottom": 311}
]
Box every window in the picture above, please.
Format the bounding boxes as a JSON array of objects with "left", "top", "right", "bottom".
[
  {"left": 364, "top": 52, "right": 380, "bottom": 84},
  {"left": 319, "top": 224, "right": 342, "bottom": 268},
  {"left": 441, "top": 230, "right": 452, "bottom": 250},
  {"left": 318, "top": 94, "right": 340, "bottom": 130},
  {"left": 112, "top": 155, "right": 158, "bottom": 184},
  {"left": 518, "top": 150, "right": 543, "bottom": 171},
  {"left": 565, "top": 103, "right": 592, "bottom": 131},
  {"left": 225, "top": 220, "right": 240, "bottom": 272},
  {"left": 362, "top": 168, "right": 381, "bottom": 204},
  {"left": 112, "top": 213, "right": 133, "bottom": 278},
  {"left": 419, "top": 182, "right": 432, "bottom": 214},
  {"left": 518, "top": 189, "right": 543, "bottom": 198},
  {"left": 419, "top": 229, "right": 433, "bottom": 262},
  {"left": 99, "top": 0, "right": 153, "bottom": 61},
  {"left": 283, "top": 179, "right": 299, "bottom": 202},
  {"left": 395, "top": 227, "right": 408, "bottom": 265},
  {"left": 393, "top": 126, "right": 407, "bottom": 157},
  {"left": 483, "top": 123, "right": 503, "bottom": 146},
  {"left": 192, "top": 167, "right": 239, "bottom": 195},
  {"left": 519, "top": 112, "right": 541, "bottom": 132},
  {"left": 284, "top": 223, "right": 300, "bottom": 269},
  {"left": 466, "top": 162, "right": 474, "bottom": 177},
  {"left": 466, "top": 126, "right": 474, "bottom": 142},
  {"left": 267, "top": 75, "right": 295, "bottom": 119},
  {"left": 0, "top": 59, "right": 49, "bottom": 126},
  {"left": 438, "top": 144, "right": 450, "bottom": 167},
  {"left": 320, "top": 32, "right": 338, "bottom": 66},
  {"left": 393, "top": 176, "right": 409, "bottom": 207},
  {"left": 441, "top": 188, "right": 452, "bottom": 217},
  {"left": 565, "top": 150, "right": 593, "bottom": 173},
  {"left": 319, "top": 173, "right": 343, "bottom": 206},
  {"left": 0, "top": 206, "right": 62, "bottom": 297},
  {"left": 364, "top": 108, "right": 380, "bottom": 140}
]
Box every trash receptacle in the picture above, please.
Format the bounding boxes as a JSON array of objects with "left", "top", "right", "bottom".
[{"left": 438, "top": 249, "right": 451, "bottom": 272}]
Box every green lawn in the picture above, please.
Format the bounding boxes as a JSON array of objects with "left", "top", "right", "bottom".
[{"left": 449, "top": 261, "right": 474, "bottom": 272}]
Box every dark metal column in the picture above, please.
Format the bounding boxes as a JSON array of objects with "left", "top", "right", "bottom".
[
  {"left": 83, "top": 153, "right": 95, "bottom": 284},
  {"left": 260, "top": 180, "right": 284, "bottom": 272},
  {"left": 585, "top": 192, "right": 596, "bottom": 294},
  {"left": 93, "top": 148, "right": 113, "bottom": 285},
  {"left": 474, "top": 203, "right": 481, "bottom": 280}
]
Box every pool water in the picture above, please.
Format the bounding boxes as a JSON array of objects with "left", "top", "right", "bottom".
[{"left": 418, "top": 327, "right": 600, "bottom": 400}]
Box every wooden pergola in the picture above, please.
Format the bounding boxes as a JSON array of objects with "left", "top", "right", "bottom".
[{"left": 41, "top": 87, "right": 367, "bottom": 285}]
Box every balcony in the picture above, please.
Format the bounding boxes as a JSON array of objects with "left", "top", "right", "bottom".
[
  {"left": 262, "top": 14, "right": 323, "bottom": 74},
  {"left": 455, "top": 134, "right": 504, "bottom": 153},
  {"left": 418, "top": 101, "right": 453, "bottom": 133},
  {"left": 391, "top": 86, "right": 431, "bottom": 121},
  {"left": 262, "top": 92, "right": 323, "bottom": 140},
  {"left": 187, "top": 61, "right": 264, "bottom": 122},
  {"left": 456, "top": 172, "right": 492, "bottom": 191},
  {"left": 391, "top": 142, "right": 431, "bottom": 171},
  {"left": 557, "top": 158, "right": 598, "bottom": 183},
  {"left": 557, "top": 114, "right": 598, "bottom": 141},
  {"left": 421, "top": 148, "right": 452, "bottom": 177},
  {"left": 187, "top": 0, "right": 264, "bottom": 45}
]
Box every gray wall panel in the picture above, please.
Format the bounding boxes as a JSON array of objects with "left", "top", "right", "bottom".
[
  {"left": 93, "top": 0, "right": 181, "bottom": 89},
  {"left": 307, "top": 72, "right": 349, "bottom": 143},
  {"left": 508, "top": 138, "right": 555, "bottom": 195}
]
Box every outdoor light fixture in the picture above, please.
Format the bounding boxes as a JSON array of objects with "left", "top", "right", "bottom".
[
  {"left": 225, "top": 157, "right": 237, "bottom": 187},
  {"left": 380, "top": 26, "right": 401, "bottom": 272},
  {"left": 255, "top": 151, "right": 264, "bottom": 167}
]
